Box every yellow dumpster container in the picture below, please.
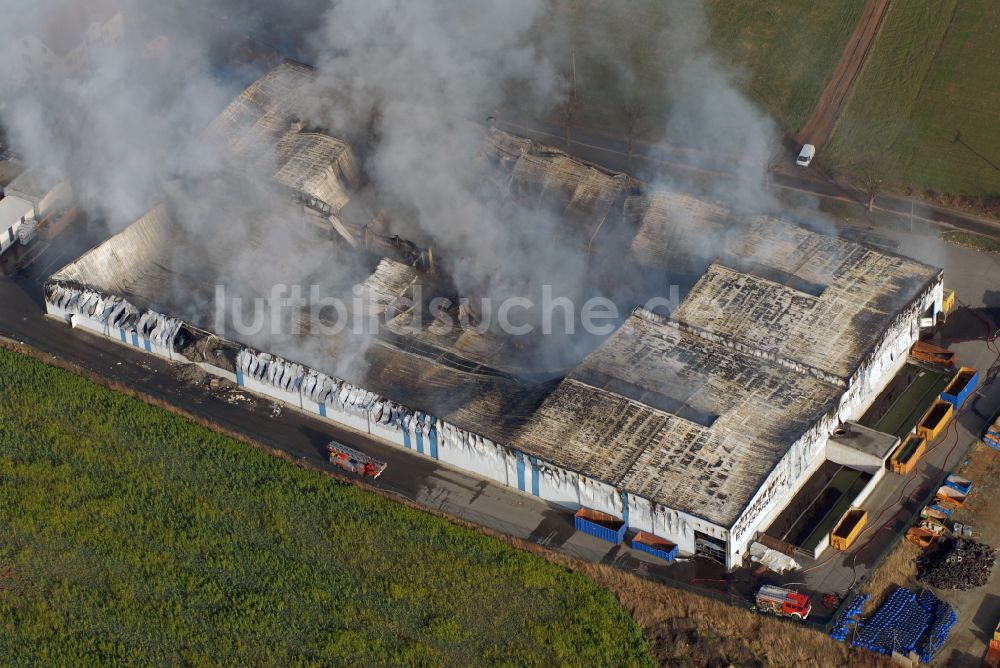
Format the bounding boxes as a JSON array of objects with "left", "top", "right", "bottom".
[
  {"left": 830, "top": 508, "right": 868, "bottom": 551},
  {"left": 889, "top": 433, "right": 926, "bottom": 474},
  {"left": 942, "top": 289, "right": 955, "bottom": 316},
  {"left": 917, "top": 400, "right": 954, "bottom": 442}
]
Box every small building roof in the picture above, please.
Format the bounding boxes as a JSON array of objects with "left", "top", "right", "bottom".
[
  {"left": 829, "top": 421, "right": 900, "bottom": 461},
  {"left": 6, "top": 168, "right": 64, "bottom": 203},
  {"left": 0, "top": 195, "right": 36, "bottom": 228}
]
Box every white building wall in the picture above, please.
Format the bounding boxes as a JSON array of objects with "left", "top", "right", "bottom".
[
  {"left": 579, "top": 477, "right": 623, "bottom": 518},
  {"left": 852, "top": 467, "right": 885, "bottom": 508},
  {"left": 73, "top": 312, "right": 109, "bottom": 337},
  {"left": 535, "top": 462, "right": 581, "bottom": 508},
  {"left": 436, "top": 426, "right": 512, "bottom": 486},
  {"left": 0, "top": 195, "right": 34, "bottom": 255},
  {"left": 35, "top": 181, "right": 72, "bottom": 220}
]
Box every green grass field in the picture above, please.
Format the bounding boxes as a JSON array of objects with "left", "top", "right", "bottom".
[
  {"left": 706, "top": 0, "right": 866, "bottom": 134},
  {"left": 0, "top": 349, "right": 652, "bottom": 667},
  {"left": 827, "top": 0, "right": 1000, "bottom": 197},
  {"left": 530, "top": 1, "right": 863, "bottom": 143},
  {"left": 941, "top": 230, "right": 1000, "bottom": 254}
]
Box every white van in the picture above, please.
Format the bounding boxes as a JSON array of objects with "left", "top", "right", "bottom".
[{"left": 796, "top": 144, "right": 815, "bottom": 167}]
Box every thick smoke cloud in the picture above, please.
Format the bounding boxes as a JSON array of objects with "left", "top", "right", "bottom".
[
  {"left": 305, "top": 0, "right": 579, "bottom": 305},
  {"left": 0, "top": 0, "right": 797, "bottom": 379}
]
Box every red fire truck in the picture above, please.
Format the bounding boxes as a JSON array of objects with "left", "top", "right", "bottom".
[
  {"left": 755, "top": 585, "right": 812, "bottom": 620},
  {"left": 326, "top": 442, "right": 387, "bottom": 479}
]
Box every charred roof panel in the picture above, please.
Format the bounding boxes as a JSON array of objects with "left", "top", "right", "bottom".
[
  {"left": 273, "top": 132, "right": 362, "bottom": 213},
  {"left": 49, "top": 204, "right": 179, "bottom": 301},
  {"left": 514, "top": 311, "right": 842, "bottom": 526},
  {"left": 625, "top": 190, "right": 730, "bottom": 269},
  {"left": 207, "top": 60, "right": 316, "bottom": 160},
  {"left": 678, "top": 218, "right": 941, "bottom": 379}
]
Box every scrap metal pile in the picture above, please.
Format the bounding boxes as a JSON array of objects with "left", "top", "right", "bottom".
[
  {"left": 849, "top": 587, "right": 955, "bottom": 660},
  {"left": 917, "top": 538, "right": 996, "bottom": 590}
]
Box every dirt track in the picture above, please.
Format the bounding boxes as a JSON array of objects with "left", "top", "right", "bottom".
[{"left": 798, "top": 0, "right": 892, "bottom": 148}]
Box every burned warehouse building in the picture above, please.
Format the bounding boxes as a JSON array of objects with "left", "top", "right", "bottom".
[{"left": 43, "top": 61, "right": 944, "bottom": 569}]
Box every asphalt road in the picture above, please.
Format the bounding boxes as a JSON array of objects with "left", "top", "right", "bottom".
[{"left": 497, "top": 116, "right": 1000, "bottom": 239}]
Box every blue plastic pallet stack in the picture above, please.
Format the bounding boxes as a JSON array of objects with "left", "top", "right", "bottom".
[
  {"left": 848, "top": 588, "right": 959, "bottom": 659},
  {"left": 851, "top": 587, "right": 935, "bottom": 655},
  {"left": 916, "top": 590, "right": 939, "bottom": 612},
  {"left": 887, "top": 598, "right": 932, "bottom": 653},
  {"left": 852, "top": 587, "right": 914, "bottom": 653},
  {"left": 829, "top": 593, "right": 868, "bottom": 641},
  {"left": 916, "top": 594, "right": 957, "bottom": 662}
]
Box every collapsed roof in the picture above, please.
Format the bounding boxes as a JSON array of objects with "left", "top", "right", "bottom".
[
  {"left": 206, "top": 61, "right": 316, "bottom": 159},
  {"left": 273, "top": 132, "right": 362, "bottom": 213}
]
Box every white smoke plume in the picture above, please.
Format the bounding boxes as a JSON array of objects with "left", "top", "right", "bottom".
[{"left": 0, "top": 0, "right": 800, "bottom": 379}]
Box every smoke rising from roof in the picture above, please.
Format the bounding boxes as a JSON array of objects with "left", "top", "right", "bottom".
[{"left": 2, "top": 0, "right": 798, "bottom": 380}]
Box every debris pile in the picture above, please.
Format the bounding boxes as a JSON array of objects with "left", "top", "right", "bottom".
[
  {"left": 917, "top": 539, "right": 996, "bottom": 590},
  {"left": 829, "top": 593, "right": 868, "bottom": 641}
]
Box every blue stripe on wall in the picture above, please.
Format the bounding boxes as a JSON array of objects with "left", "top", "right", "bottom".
[
  {"left": 236, "top": 369, "right": 244, "bottom": 386},
  {"left": 403, "top": 424, "right": 412, "bottom": 449},
  {"left": 516, "top": 452, "right": 526, "bottom": 491},
  {"left": 143, "top": 339, "right": 152, "bottom": 352},
  {"left": 429, "top": 416, "right": 438, "bottom": 459},
  {"left": 529, "top": 456, "right": 540, "bottom": 496},
  {"left": 119, "top": 329, "right": 126, "bottom": 342},
  {"left": 318, "top": 403, "right": 326, "bottom": 417},
  {"left": 130, "top": 332, "right": 139, "bottom": 347},
  {"left": 415, "top": 416, "right": 424, "bottom": 455}
]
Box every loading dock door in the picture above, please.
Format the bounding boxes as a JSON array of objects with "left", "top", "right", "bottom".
[{"left": 695, "top": 531, "right": 726, "bottom": 563}]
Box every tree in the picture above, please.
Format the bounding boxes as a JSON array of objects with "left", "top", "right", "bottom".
[
  {"left": 859, "top": 166, "right": 883, "bottom": 212},
  {"left": 853, "top": 157, "right": 890, "bottom": 212}
]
